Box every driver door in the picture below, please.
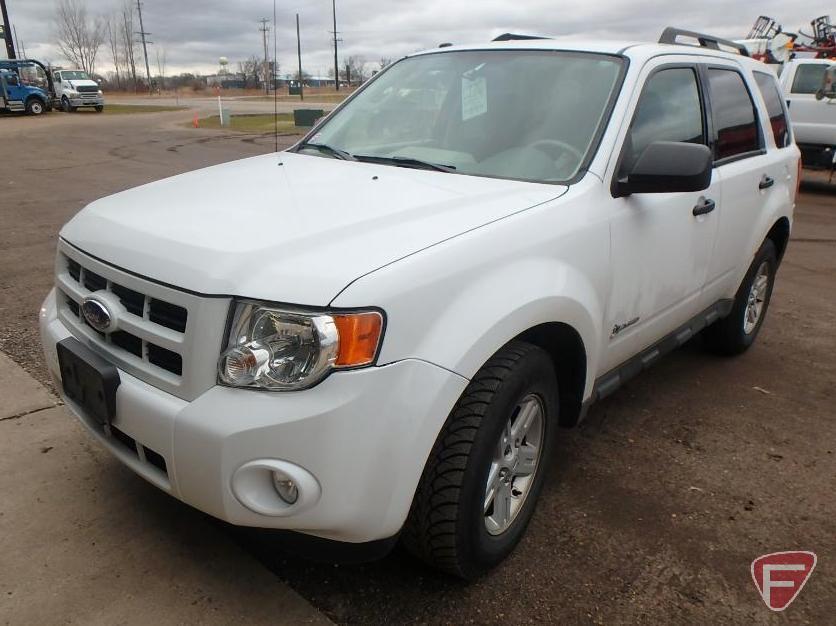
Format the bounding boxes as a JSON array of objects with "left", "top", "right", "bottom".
[{"left": 601, "top": 60, "right": 721, "bottom": 372}]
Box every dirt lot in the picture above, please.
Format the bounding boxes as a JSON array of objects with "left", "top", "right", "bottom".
[{"left": 1, "top": 111, "right": 834, "bottom": 623}]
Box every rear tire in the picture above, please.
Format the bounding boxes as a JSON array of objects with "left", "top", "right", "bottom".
[
  {"left": 704, "top": 239, "right": 777, "bottom": 355},
  {"left": 402, "top": 341, "right": 558, "bottom": 579}
]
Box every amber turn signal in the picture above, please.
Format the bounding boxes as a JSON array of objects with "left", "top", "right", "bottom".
[{"left": 333, "top": 312, "right": 384, "bottom": 367}]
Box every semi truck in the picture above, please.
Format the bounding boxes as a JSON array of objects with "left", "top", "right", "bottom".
[{"left": 0, "top": 58, "right": 54, "bottom": 115}]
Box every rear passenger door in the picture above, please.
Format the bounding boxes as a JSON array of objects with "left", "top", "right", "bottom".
[{"left": 701, "top": 64, "right": 777, "bottom": 301}]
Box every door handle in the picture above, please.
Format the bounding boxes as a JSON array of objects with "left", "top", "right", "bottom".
[
  {"left": 692, "top": 198, "right": 715, "bottom": 217},
  {"left": 759, "top": 175, "right": 775, "bottom": 190}
]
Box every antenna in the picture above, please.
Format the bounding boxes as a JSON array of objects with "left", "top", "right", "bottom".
[{"left": 273, "top": 0, "right": 278, "bottom": 153}]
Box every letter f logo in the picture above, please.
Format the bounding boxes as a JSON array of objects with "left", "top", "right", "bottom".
[{"left": 751, "top": 551, "right": 817, "bottom": 611}]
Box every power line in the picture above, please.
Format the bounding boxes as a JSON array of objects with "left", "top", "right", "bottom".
[{"left": 135, "top": 0, "right": 152, "bottom": 94}]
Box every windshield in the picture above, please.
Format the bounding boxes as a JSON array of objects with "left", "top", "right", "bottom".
[
  {"left": 62, "top": 71, "right": 91, "bottom": 81},
  {"left": 304, "top": 50, "right": 624, "bottom": 183}
]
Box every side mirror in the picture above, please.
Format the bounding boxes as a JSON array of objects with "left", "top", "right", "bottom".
[
  {"left": 6, "top": 74, "right": 19, "bottom": 86},
  {"left": 614, "top": 141, "right": 712, "bottom": 197}
]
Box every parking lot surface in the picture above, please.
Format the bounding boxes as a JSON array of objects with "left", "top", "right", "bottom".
[{"left": 1, "top": 112, "right": 834, "bottom": 623}]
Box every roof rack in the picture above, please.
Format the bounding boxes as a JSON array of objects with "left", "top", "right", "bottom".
[
  {"left": 658, "top": 27, "right": 749, "bottom": 57},
  {"left": 492, "top": 33, "right": 551, "bottom": 42}
]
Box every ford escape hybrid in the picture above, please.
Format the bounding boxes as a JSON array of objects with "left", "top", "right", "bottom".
[{"left": 41, "top": 28, "right": 799, "bottom": 578}]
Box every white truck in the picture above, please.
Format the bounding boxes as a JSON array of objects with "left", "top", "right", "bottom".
[
  {"left": 779, "top": 58, "right": 836, "bottom": 169},
  {"left": 40, "top": 28, "right": 799, "bottom": 579},
  {"left": 52, "top": 69, "right": 104, "bottom": 112}
]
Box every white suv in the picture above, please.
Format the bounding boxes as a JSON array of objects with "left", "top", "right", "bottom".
[{"left": 40, "top": 28, "right": 799, "bottom": 578}]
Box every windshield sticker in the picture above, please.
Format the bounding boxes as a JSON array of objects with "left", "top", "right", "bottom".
[{"left": 462, "top": 75, "right": 487, "bottom": 121}]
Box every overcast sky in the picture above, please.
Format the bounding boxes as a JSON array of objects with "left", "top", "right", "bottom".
[{"left": 5, "top": 0, "right": 833, "bottom": 77}]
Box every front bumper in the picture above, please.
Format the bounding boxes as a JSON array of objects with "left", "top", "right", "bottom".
[
  {"left": 66, "top": 95, "right": 104, "bottom": 107},
  {"left": 40, "top": 288, "right": 468, "bottom": 542}
]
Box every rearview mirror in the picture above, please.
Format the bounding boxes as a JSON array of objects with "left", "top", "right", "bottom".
[{"left": 614, "top": 141, "right": 712, "bottom": 197}]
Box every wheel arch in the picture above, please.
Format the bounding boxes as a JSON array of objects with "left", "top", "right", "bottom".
[
  {"left": 515, "top": 322, "right": 587, "bottom": 427},
  {"left": 765, "top": 216, "right": 791, "bottom": 264}
]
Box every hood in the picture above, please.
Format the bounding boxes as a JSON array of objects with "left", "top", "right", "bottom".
[
  {"left": 66, "top": 79, "right": 99, "bottom": 89},
  {"left": 61, "top": 152, "right": 567, "bottom": 305}
]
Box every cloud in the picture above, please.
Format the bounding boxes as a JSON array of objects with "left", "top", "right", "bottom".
[{"left": 6, "top": 0, "right": 834, "bottom": 76}]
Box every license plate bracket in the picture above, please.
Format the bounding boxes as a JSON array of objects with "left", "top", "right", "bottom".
[{"left": 57, "top": 338, "right": 121, "bottom": 426}]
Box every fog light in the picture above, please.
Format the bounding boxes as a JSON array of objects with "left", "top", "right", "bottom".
[{"left": 272, "top": 472, "right": 299, "bottom": 504}]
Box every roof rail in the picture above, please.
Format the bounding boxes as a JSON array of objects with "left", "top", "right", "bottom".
[
  {"left": 659, "top": 27, "right": 749, "bottom": 57},
  {"left": 492, "top": 33, "right": 551, "bottom": 42}
]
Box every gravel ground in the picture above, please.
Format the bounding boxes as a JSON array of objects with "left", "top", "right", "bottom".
[{"left": 1, "top": 112, "right": 833, "bottom": 623}]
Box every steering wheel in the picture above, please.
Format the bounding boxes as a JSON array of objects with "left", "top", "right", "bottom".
[{"left": 529, "top": 139, "right": 584, "bottom": 163}]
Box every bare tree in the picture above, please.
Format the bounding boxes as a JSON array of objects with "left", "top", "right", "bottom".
[
  {"left": 237, "top": 55, "right": 261, "bottom": 89},
  {"left": 118, "top": 0, "right": 137, "bottom": 91},
  {"left": 155, "top": 47, "right": 167, "bottom": 91},
  {"left": 106, "top": 13, "right": 121, "bottom": 89},
  {"left": 54, "top": 0, "right": 105, "bottom": 75},
  {"left": 341, "top": 56, "right": 367, "bottom": 86},
  {"left": 378, "top": 57, "right": 393, "bottom": 70}
]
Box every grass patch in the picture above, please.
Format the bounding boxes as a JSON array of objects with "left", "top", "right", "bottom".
[
  {"left": 190, "top": 113, "right": 305, "bottom": 134},
  {"left": 70, "top": 104, "right": 187, "bottom": 115}
]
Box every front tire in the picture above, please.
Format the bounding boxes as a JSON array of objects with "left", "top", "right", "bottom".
[
  {"left": 704, "top": 239, "right": 777, "bottom": 355},
  {"left": 402, "top": 341, "right": 558, "bottom": 579},
  {"left": 95, "top": 105, "right": 104, "bottom": 113},
  {"left": 25, "top": 98, "right": 45, "bottom": 115},
  {"left": 62, "top": 97, "right": 76, "bottom": 112}
]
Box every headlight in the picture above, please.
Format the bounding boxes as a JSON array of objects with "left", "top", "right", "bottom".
[{"left": 218, "top": 301, "right": 384, "bottom": 391}]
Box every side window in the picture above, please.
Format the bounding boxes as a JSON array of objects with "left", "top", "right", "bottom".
[
  {"left": 707, "top": 69, "right": 761, "bottom": 160},
  {"left": 791, "top": 64, "right": 827, "bottom": 94},
  {"left": 622, "top": 67, "right": 704, "bottom": 170},
  {"left": 753, "top": 71, "right": 790, "bottom": 148}
]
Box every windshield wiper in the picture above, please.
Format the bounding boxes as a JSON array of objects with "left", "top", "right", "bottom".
[
  {"left": 297, "top": 142, "right": 357, "bottom": 161},
  {"left": 354, "top": 155, "right": 456, "bottom": 173}
]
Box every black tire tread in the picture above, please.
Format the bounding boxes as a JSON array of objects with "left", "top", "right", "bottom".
[{"left": 401, "top": 341, "right": 541, "bottom": 577}]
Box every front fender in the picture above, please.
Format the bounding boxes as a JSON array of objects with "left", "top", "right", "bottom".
[{"left": 331, "top": 192, "right": 610, "bottom": 403}]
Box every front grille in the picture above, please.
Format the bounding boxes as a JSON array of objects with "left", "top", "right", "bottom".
[
  {"left": 76, "top": 85, "right": 99, "bottom": 93},
  {"left": 60, "top": 258, "right": 188, "bottom": 377},
  {"left": 55, "top": 241, "right": 231, "bottom": 402}
]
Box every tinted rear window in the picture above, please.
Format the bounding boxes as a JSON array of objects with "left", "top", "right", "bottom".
[
  {"left": 754, "top": 71, "right": 790, "bottom": 148},
  {"left": 707, "top": 69, "right": 761, "bottom": 160}
]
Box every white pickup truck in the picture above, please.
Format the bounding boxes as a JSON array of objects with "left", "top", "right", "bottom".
[
  {"left": 52, "top": 69, "right": 104, "bottom": 112},
  {"left": 40, "top": 28, "right": 799, "bottom": 578},
  {"left": 779, "top": 58, "right": 836, "bottom": 168}
]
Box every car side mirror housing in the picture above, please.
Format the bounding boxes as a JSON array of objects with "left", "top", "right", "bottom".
[{"left": 614, "top": 141, "right": 712, "bottom": 197}]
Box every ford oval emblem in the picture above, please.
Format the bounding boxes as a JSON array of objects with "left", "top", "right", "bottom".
[{"left": 81, "top": 296, "right": 115, "bottom": 333}]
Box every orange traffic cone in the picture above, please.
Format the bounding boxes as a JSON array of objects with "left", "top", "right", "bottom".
[{"left": 193, "top": 112, "right": 199, "bottom": 128}]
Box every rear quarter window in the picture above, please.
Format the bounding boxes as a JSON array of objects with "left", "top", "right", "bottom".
[
  {"left": 707, "top": 68, "right": 762, "bottom": 161},
  {"left": 753, "top": 71, "right": 791, "bottom": 148}
]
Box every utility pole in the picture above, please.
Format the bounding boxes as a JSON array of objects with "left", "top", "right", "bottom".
[
  {"left": 258, "top": 17, "right": 270, "bottom": 94},
  {"left": 296, "top": 14, "right": 303, "bottom": 101},
  {"left": 331, "top": 0, "right": 339, "bottom": 91},
  {"left": 12, "top": 24, "right": 24, "bottom": 58},
  {"left": 135, "top": 0, "right": 152, "bottom": 94},
  {"left": 0, "top": 0, "right": 17, "bottom": 59}
]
